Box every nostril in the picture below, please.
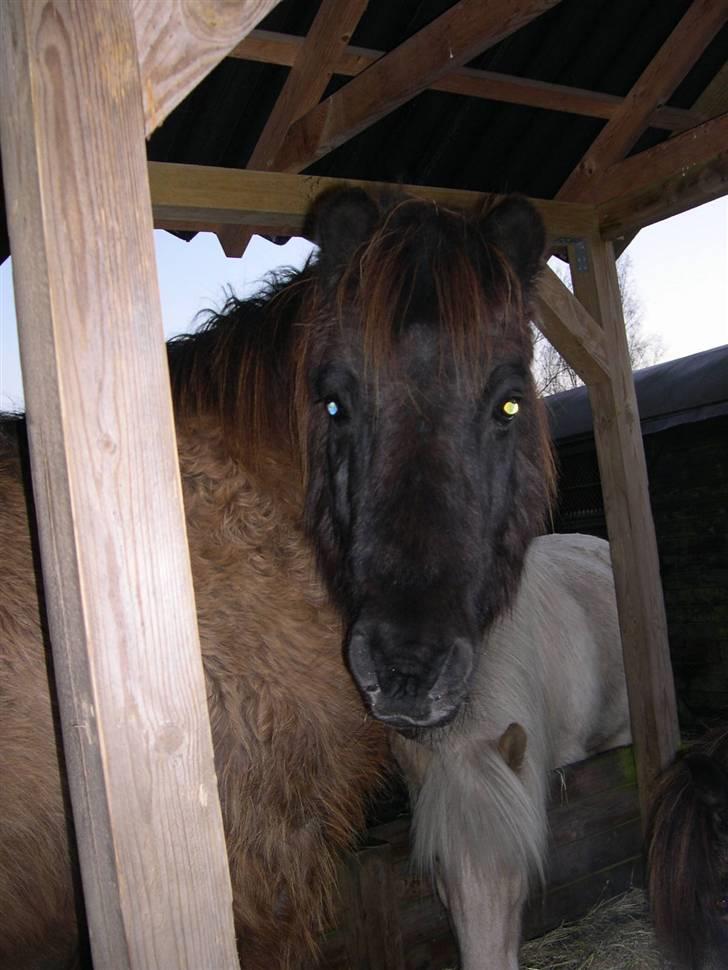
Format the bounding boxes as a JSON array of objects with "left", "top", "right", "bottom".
[
  {"left": 347, "top": 625, "right": 381, "bottom": 695},
  {"left": 348, "top": 619, "right": 476, "bottom": 723}
]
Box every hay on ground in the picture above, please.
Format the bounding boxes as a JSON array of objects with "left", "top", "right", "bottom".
[{"left": 519, "top": 889, "right": 676, "bottom": 970}]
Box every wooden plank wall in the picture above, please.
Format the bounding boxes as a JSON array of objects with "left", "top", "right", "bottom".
[
  {"left": 313, "top": 746, "right": 641, "bottom": 970},
  {"left": 552, "top": 410, "right": 728, "bottom": 719}
]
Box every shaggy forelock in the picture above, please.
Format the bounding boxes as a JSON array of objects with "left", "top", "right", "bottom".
[
  {"left": 328, "top": 197, "right": 534, "bottom": 397},
  {"left": 413, "top": 735, "right": 547, "bottom": 890}
]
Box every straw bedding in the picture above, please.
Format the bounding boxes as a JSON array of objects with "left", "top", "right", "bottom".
[{"left": 519, "top": 889, "right": 675, "bottom": 970}]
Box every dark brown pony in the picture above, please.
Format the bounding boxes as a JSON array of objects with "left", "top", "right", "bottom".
[
  {"left": 646, "top": 724, "right": 728, "bottom": 968},
  {"left": 0, "top": 187, "right": 553, "bottom": 969}
]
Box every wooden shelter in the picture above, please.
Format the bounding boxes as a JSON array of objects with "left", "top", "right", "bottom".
[
  {"left": 0, "top": 1, "right": 726, "bottom": 966},
  {"left": 548, "top": 344, "right": 728, "bottom": 720}
]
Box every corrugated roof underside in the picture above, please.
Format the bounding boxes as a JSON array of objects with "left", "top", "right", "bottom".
[
  {"left": 145, "top": 0, "right": 726, "bottom": 200},
  {"left": 0, "top": 0, "right": 726, "bottom": 262}
]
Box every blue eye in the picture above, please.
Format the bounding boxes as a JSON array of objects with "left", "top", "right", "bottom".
[{"left": 325, "top": 398, "right": 340, "bottom": 418}]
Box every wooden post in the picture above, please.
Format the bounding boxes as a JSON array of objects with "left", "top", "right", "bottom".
[
  {"left": 341, "top": 841, "right": 406, "bottom": 970},
  {"left": 567, "top": 238, "right": 680, "bottom": 818},
  {"left": 0, "top": 2, "right": 239, "bottom": 967}
]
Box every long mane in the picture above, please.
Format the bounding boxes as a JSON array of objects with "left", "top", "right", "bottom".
[
  {"left": 167, "top": 266, "right": 316, "bottom": 463},
  {"left": 647, "top": 725, "right": 728, "bottom": 967},
  {"left": 413, "top": 735, "right": 547, "bottom": 891}
]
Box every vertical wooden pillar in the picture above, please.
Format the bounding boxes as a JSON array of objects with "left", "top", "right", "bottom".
[
  {"left": 568, "top": 238, "right": 679, "bottom": 817},
  {"left": 342, "top": 841, "right": 406, "bottom": 970},
  {"left": 0, "top": 2, "right": 238, "bottom": 967}
]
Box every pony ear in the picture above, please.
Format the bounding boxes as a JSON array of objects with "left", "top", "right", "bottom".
[
  {"left": 480, "top": 195, "right": 546, "bottom": 289},
  {"left": 497, "top": 721, "right": 528, "bottom": 774},
  {"left": 305, "top": 187, "right": 380, "bottom": 276}
]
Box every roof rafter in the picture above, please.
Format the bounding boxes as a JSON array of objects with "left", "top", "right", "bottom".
[
  {"left": 598, "top": 111, "right": 728, "bottom": 238},
  {"left": 691, "top": 56, "right": 728, "bottom": 117},
  {"left": 217, "top": 0, "right": 368, "bottom": 257},
  {"left": 604, "top": 35, "right": 728, "bottom": 257},
  {"left": 132, "top": 0, "right": 280, "bottom": 137},
  {"left": 232, "top": 28, "right": 701, "bottom": 132},
  {"left": 557, "top": 0, "right": 728, "bottom": 201},
  {"left": 270, "top": 0, "right": 564, "bottom": 174}
]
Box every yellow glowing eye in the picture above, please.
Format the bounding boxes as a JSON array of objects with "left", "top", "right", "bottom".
[{"left": 502, "top": 400, "right": 520, "bottom": 417}]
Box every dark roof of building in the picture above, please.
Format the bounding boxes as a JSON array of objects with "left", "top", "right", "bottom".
[
  {"left": 1, "top": 0, "right": 726, "bottom": 262},
  {"left": 547, "top": 343, "right": 728, "bottom": 441}
]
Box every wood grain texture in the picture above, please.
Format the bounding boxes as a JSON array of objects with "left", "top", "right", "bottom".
[
  {"left": 598, "top": 112, "right": 728, "bottom": 238},
  {"left": 218, "top": 0, "right": 368, "bottom": 256},
  {"left": 272, "top": 0, "right": 564, "bottom": 173},
  {"left": 341, "top": 841, "right": 407, "bottom": 970},
  {"left": 596, "top": 108, "right": 728, "bottom": 204},
  {"left": 234, "top": 28, "right": 701, "bottom": 131},
  {"left": 534, "top": 266, "right": 611, "bottom": 385},
  {"left": 0, "top": 2, "right": 238, "bottom": 967},
  {"left": 547, "top": 785, "right": 640, "bottom": 846},
  {"left": 558, "top": 0, "right": 728, "bottom": 201},
  {"left": 148, "top": 160, "right": 599, "bottom": 239},
  {"left": 133, "top": 0, "right": 280, "bottom": 135},
  {"left": 548, "top": 744, "right": 636, "bottom": 803},
  {"left": 568, "top": 240, "right": 680, "bottom": 820}
]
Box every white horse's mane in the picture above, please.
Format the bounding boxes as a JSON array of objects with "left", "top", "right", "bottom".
[{"left": 413, "top": 732, "right": 548, "bottom": 889}]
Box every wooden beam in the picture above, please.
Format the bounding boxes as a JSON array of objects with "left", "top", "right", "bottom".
[
  {"left": 148, "top": 160, "right": 599, "bottom": 241},
  {"left": 0, "top": 2, "right": 238, "bottom": 967},
  {"left": 613, "top": 230, "right": 640, "bottom": 258},
  {"left": 567, "top": 239, "right": 679, "bottom": 820},
  {"left": 271, "top": 0, "right": 564, "bottom": 173},
  {"left": 233, "top": 28, "right": 701, "bottom": 132},
  {"left": 534, "top": 266, "right": 611, "bottom": 385},
  {"left": 341, "top": 842, "right": 407, "bottom": 970},
  {"left": 218, "top": 0, "right": 368, "bottom": 257},
  {"left": 602, "top": 49, "right": 728, "bottom": 246},
  {"left": 691, "top": 57, "right": 728, "bottom": 118},
  {"left": 558, "top": 0, "right": 728, "bottom": 201},
  {"left": 421, "top": 72, "right": 699, "bottom": 133},
  {"left": 597, "top": 111, "right": 728, "bottom": 200},
  {"left": 133, "top": 0, "right": 280, "bottom": 136},
  {"left": 598, "top": 112, "right": 728, "bottom": 238}
]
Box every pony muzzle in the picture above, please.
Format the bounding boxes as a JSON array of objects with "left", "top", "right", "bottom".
[{"left": 346, "top": 625, "right": 475, "bottom": 729}]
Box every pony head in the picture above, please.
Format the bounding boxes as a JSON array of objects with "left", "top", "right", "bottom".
[
  {"left": 647, "top": 730, "right": 728, "bottom": 968},
  {"left": 303, "top": 188, "right": 553, "bottom": 729},
  {"left": 687, "top": 752, "right": 728, "bottom": 933}
]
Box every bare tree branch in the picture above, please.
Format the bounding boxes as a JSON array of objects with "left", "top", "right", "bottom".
[{"left": 532, "top": 253, "right": 664, "bottom": 395}]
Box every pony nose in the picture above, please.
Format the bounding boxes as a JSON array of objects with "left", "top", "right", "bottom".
[{"left": 346, "top": 622, "right": 474, "bottom": 729}]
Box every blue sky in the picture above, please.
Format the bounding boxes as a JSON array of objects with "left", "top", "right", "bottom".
[{"left": 1, "top": 197, "right": 726, "bottom": 411}]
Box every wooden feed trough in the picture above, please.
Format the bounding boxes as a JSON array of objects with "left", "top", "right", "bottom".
[
  {"left": 0, "top": 1, "right": 726, "bottom": 966},
  {"left": 313, "top": 745, "right": 641, "bottom": 970}
]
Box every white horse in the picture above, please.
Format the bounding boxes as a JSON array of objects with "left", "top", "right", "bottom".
[{"left": 392, "top": 533, "right": 631, "bottom": 969}]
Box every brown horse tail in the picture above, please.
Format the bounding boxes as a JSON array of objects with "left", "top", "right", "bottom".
[{"left": 646, "top": 729, "right": 728, "bottom": 968}]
